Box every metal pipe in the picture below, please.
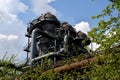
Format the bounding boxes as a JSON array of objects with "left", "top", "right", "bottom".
[
  {"left": 30, "top": 28, "right": 58, "bottom": 65},
  {"left": 31, "top": 48, "right": 64, "bottom": 63},
  {"left": 30, "top": 28, "right": 40, "bottom": 61},
  {"left": 31, "top": 52, "right": 57, "bottom": 62}
]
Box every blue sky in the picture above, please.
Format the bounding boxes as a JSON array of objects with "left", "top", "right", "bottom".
[
  {"left": 19, "top": 0, "right": 110, "bottom": 27},
  {"left": 0, "top": 0, "right": 110, "bottom": 61}
]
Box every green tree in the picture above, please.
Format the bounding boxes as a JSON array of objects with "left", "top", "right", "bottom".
[{"left": 88, "top": 0, "right": 120, "bottom": 51}]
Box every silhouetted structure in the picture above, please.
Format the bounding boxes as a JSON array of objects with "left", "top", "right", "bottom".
[{"left": 24, "top": 12, "right": 91, "bottom": 65}]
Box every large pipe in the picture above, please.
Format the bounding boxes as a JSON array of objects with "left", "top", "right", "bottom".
[
  {"left": 30, "top": 28, "right": 58, "bottom": 64},
  {"left": 30, "top": 28, "right": 40, "bottom": 61}
]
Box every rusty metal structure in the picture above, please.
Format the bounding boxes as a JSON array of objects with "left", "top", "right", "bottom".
[{"left": 23, "top": 12, "right": 91, "bottom": 67}]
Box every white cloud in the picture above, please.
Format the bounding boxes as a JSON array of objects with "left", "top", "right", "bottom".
[
  {"left": 0, "top": 0, "right": 28, "bottom": 14},
  {"left": 31, "top": 0, "right": 57, "bottom": 16},
  {"left": 88, "top": 43, "right": 100, "bottom": 51},
  {"left": 7, "top": 34, "right": 18, "bottom": 40},
  {"left": 0, "top": 34, "right": 18, "bottom": 40},
  {"left": 74, "top": 21, "right": 90, "bottom": 34},
  {"left": 0, "top": 34, "right": 6, "bottom": 40},
  {"left": 0, "top": 0, "right": 28, "bottom": 60}
]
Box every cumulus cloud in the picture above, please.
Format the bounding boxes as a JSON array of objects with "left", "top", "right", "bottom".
[
  {"left": 74, "top": 21, "right": 90, "bottom": 34},
  {"left": 0, "top": 0, "right": 28, "bottom": 60},
  {"left": 0, "top": 0, "right": 28, "bottom": 14},
  {"left": 31, "top": 0, "right": 57, "bottom": 16}
]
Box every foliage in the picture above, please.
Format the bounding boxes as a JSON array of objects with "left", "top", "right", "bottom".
[
  {"left": 0, "top": 54, "right": 21, "bottom": 80},
  {"left": 16, "top": 48, "right": 120, "bottom": 80},
  {"left": 0, "top": 48, "right": 120, "bottom": 80},
  {"left": 88, "top": 0, "right": 120, "bottom": 51}
]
